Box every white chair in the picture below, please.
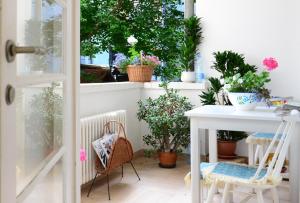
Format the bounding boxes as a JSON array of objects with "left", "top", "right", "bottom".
[
  {"left": 247, "top": 132, "right": 280, "bottom": 166},
  {"left": 201, "top": 111, "right": 299, "bottom": 203}
]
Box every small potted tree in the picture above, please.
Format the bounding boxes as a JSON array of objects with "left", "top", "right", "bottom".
[
  {"left": 200, "top": 51, "right": 256, "bottom": 158},
  {"left": 137, "top": 83, "right": 193, "bottom": 168},
  {"left": 179, "top": 16, "right": 203, "bottom": 82}
]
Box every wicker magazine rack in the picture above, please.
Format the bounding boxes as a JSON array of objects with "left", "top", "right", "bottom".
[{"left": 87, "top": 121, "right": 140, "bottom": 200}]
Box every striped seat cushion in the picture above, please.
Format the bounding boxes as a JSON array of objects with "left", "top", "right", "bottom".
[
  {"left": 211, "top": 162, "right": 267, "bottom": 180},
  {"left": 246, "top": 133, "right": 282, "bottom": 144}
]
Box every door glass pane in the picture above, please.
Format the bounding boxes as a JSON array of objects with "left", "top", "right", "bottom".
[
  {"left": 17, "top": 0, "right": 63, "bottom": 75},
  {"left": 16, "top": 82, "right": 64, "bottom": 195},
  {"left": 22, "top": 159, "right": 63, "bottom": 203}
]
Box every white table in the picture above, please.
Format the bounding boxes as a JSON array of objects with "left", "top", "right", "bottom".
[{"left": 185, "top": 105, "right": 300, "bottom": 203}]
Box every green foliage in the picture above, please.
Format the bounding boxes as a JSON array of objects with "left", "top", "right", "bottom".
[
  {"left": 137, "top": 84, "right": 193, "bottom": 152},
  {"left": 27, "top": 83, "right": 63, "bottom": 148},
  {"left": 178, "top": 16, "right": 203, "bottom": 71},
  {"left": 119, "top": 60, "right": 131, "bottom": 73},
  {"left": 80, "top": 0, "right": 184, "bottom": 67},
  {"left": 144, "top": 149, "right": 156, "bottom": 158},
  {"left": 200, "top": 51, "right": 258, "bottom": 105},
  {"left": 80, "top": 0, "right": 134, "bottom": 57},
  {"left": 199, "top": 51, "right": 257, "bottom": 141},
  {"left": 212, "top": 51, "right": 257, "bottom": 79},
  {"left": 200, "top": 90, "right": 216, "bottom": 105},
  {"left": 217, "top": 130, "right": 249, "bottom": 142},
  {"left": 208, "top": 77, "right": 223, "bottom": 94},
  {"left": 224, "top": 71, "right": 271, "bottom": 94},
  {"left": 128, "top": 46, "right": 140, "bottom": 62},
  {"left": 154, "top": 62, "right": 182, "bottom": 81},
  {"left": 80, "top": 71, "right": 101, "bottom": 83}
]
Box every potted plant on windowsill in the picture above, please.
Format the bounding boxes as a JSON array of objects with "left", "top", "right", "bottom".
[
  {"left": 125, "top": 35, "right": 161, "bottom": 82},
  {"left": 137, "top": 83, "right": 193, "bottom": 168},
  {"left": 179, "top": 16, "right": 203, "bottom": 82}
]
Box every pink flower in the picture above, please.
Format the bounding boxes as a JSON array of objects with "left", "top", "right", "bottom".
[
  {"left": 144, "top": 55, "right": 161, "bottom": 66},
  {"left": 263, "top": 57, "right": 278, "bottom": 71},
  {"left": 80, "top": 148, "right": 87, "bottom": 162}
]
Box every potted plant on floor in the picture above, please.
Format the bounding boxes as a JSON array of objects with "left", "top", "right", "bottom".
[
  {"left": 179, "top": 16, "right": 203, "bottom": 82},
  {"left": 199, "top": 51, "right": 256, "bottom": 158},
  {"left": 137, "top": 83, "right": 193, "bottom": 168}
]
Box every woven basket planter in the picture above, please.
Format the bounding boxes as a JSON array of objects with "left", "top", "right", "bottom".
[{"left": 127, "top": 65, "right": 154, "bottom": 82}]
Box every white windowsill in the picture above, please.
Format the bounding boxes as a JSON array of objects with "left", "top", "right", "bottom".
[
  {"left": 80, "top": 82, "right": 144, "bottom": 94},
  {"left": 143, "top": 82, "right": 207, "bottom": 90},
  {"left": 80, "top": 81, "right": 207, "bottom": 94}
]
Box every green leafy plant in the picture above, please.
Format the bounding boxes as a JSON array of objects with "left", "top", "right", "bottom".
[
  {"left": 200, "top": 51, "right": 257, "bottom": 141},
  {"left": 224, "top": 71, "right": 271, "bottom": 99},
  {"left": 137, "top": 83, "right": 193, "bottom": 152},
  {"left": 178, "top": 16, "right": 203, "bottom": 72},
  {"left": 212, "top": 51, "right": 257, "bottom": 79}
]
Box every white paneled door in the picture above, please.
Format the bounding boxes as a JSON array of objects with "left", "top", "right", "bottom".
[{"left": 1, "top": 0, "right": 77, "bottom": 202}]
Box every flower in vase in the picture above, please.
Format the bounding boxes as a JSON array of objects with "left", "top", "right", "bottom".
[{"left": 263, "top": 57, "right": 278, "bottom": 71}]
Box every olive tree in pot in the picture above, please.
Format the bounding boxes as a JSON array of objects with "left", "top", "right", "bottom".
[
  {"left": 179, "top": 16, "right": 203, "bottom": 82},
  {"left": 137, "top": 83, "right": 193, "bottom": 168},
  {"left": 200, "top": 51, "right": 257, "bottom": 158}
]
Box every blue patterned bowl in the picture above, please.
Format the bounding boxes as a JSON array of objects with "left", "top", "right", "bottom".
[{"left": 228, "top": 92, "right": 261, "bottom": 111}]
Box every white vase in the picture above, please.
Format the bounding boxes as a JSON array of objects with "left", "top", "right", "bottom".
[
  {"left": 228, "top": 92, "right": 260, "bottom": 111},
  {"left": 181, "top": 71, "right": 196, "bottom": 83}
]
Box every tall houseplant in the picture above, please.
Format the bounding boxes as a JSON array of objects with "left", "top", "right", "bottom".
[
  {"left": 137, "top": 83, "right": 193, "bottom": 168},
  {"left": 179, "top": 16, "right": 203, "bottom": 82},
  {"left": 200, "top": 51, "right": 256, "bottom": 157}
]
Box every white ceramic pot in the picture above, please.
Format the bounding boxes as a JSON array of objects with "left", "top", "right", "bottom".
[
  {"left": 228, "top": 92, "right": 260, "bottom": 111},
  {"left": 181, "top": 71, "right": 196, "bottom": 83}
]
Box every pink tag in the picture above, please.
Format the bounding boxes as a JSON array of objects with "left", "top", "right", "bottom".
[{"left": 80, "top": 148, "right": 87, "bottom": 162}]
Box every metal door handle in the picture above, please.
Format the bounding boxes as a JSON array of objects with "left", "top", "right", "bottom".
[
  {"left": 5, "top": 84, "right": 15, "bottom": 105},
  {"left": 5, "top": 40, "right": 46, "bottom": 62}
]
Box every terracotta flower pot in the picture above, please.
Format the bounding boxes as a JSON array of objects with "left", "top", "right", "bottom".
[
  {"left": 158, "top": 152, "right": 177, "bottom": 168},
  {"left": 217, "top": 140, "right": 237, "bottom": 159}
]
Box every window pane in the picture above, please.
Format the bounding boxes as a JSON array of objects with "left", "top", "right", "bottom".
[
  {"left": 22, "top": 159, "right": 63, "bottom": 203},
  {"left": 17, "top": 0, "right": 63, "bottom": 75},
  {"left": 16, "top": 82, "right": 64, "bottom": 195}
]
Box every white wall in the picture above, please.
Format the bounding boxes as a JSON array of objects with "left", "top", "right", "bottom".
[
  {"left": 196, "top": 0, "right": 300, "bottom": 156},
  {"left": 80, "top": 82, "right": 206, "bottom": 153},
  {"left": 196, "top": 0, "right": 300, "bottom": 100},
  {"left": 80, "top": 83, "right": 143, "bottom": 152}
]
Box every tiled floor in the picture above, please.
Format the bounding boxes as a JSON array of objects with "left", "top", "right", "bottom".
[{"left": 81, "top": 156, "right": 290, "bottom": 203}]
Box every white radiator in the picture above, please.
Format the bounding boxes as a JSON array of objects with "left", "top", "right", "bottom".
[{"left": 80, "top": 110, "right": 126, "bottom": 184}]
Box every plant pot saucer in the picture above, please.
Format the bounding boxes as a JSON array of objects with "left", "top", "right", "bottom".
[
  {"left": 218, "top": 154, "right": 238, "bottom": 159},
  {"left": 159, "top": 163, "right": 176, "bottom": 168}
]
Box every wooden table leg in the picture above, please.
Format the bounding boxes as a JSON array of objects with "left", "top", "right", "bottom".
[{"left": 191, "top": 119, "right": 201, "bottom": 203}]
